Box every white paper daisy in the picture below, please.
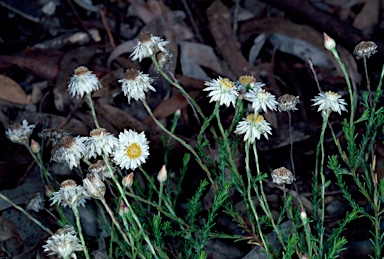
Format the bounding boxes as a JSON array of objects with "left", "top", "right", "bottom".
[
  {"left": 130, "top": 32, "right": 169, "bottom": 62},
  {"left": 6, "top": 120, "right": 35, "bottom": 145},
  {"left": 50, "top": 179, "right": 90, "bottom": 208},
  {"left": 245, "top": 88, "right": 278, "bottom": 113},
  {"left": 312, "top": 91, "right": 347, "bottom": 114},
  {"left": 51, "top": 136, "right": 86, "bottom": 170},
  {"left": 234, "top": 113, "right": 272, "bottom": 143},
  {"left": 113, "top": 129, "right": 150, "bottom": 170},
  {"left": 84, "top": 128, "right": 118, "bottom": 159},
  {"left": 68, "top": 66, "right": 102, "bottom": 98},
  {"left": 203, "top": 77, "right": 238, "bottom": 107},
  {"left": 43, "top": 226, "right": 84, "bottom": 259},
  {"left": 118, "top": 68, "right": 156, "bottom": 103}
]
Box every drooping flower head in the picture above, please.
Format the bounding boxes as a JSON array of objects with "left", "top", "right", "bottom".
[
  {"left": 83, "top": 173, "right": 106, "bottom": 200},
  {"left": 271, "top": 167, "right": 295, "bottom": 185},
  {"left": 51, "top": 179, "right": 90, "bottom": 208},
  {"left": 353, "top": 41, "right": 377, "bottom": 60},
  {"left": 68, "top": 66, "right": 102, "bottom": 98},
  {"left": 204, "top": 77, "right": 238, "bottom": 107},
  {"left": 245, "top": 88, "right": 278, "bottom": 113},
  {"left": 130, "top": 32, "right": 169, "bottom": 62},
  {"left": 84, "top": 128, "right": 118, "bottom": 159},
  {"left": 312, "top": 91, "right": 347, "bottom": 114},
  {"left": 6, "top": 120, "right": 35, "bottom": 145},
  {"left": 118, "top": 68, "right": 156, "bottom": 103},
  {"left": 43, "top": 225, "right": 84, "bottom": 259},
  {"left": 113, "top": 129, "right": 150, "bottom": 170},
  {"left": 51, "top": 136, "right": 86, "bottom": 170},
  {"left": 234, "top": 113, "right": 272, "bottom": 143},
  {"left": 277, "top": 94, "right": 300, "bottom": 112},
  {"left": 89, "top": 160, "right": 114, "bottom": 180}
]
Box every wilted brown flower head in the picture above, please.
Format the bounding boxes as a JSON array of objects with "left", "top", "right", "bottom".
[
  {"left": 271, "top": 167, "right": 295, "bottom": 185},
  {"left": 353, "top": 41, "right": 377, "bottom": 60},
  {"left": 277, "top": 94, "right": 300, "bottom": 112}
]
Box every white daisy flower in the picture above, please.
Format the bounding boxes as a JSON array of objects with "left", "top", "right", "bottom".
[
  {"left": 235, "top": 75, "right": 264, "bottom": 99},
  {"left": 277, "top": 94, "right": 300, "bottom": 112},
  {"left": 113, "top": 129, "right": 150, "bottom": 170},
  {"left": 51, "top": 136, "right": 86, "bottom": 170},
  {"left": 118, "top": 68, "right": 156, "bottom": 103},
  {"left": 51, "top": 179, "right": 90, "bottom": 208},
  {"left": 6, "top": 120, "right": 35, "bottom": 145},
  {"left": 203, "top": 77, "right": 238, "bottom": 107},
  {"left": 312, "top": 91, "right": 347, "bottom": 114},
  {"left": 68, "top": 66, "right": 102, "bottom": 98},
  {"left": 234, "top": 113, "right": 272, "bottom": 143},
  {"left": 130, "top": 32, "right": 169, "bottom": 62},
  {"left": 43, "top": 225, "right": 84, "bottom": 259},
  {"left": 84, "top": 128, "right": 118, "bottom": 159},
  {"left": 245, "top": 88, "right": 278, "bottom": 113}
]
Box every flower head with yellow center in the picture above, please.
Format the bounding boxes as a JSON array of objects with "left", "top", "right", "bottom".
[
  {"left": 312, "top": 91, "right": 347, "bottom": 114},
  {"left": 68, "top": 66, "right": 102, "bottom": 98},
  {"left": 245, "top": 88, "right": 278, "bottom": 113},
  {"left": 234, "top": 113, "right": 272, "bottom": 143},
  {"left": 6, "top": 120, "right": 35, "bottom": 145},
  {"left": 113, "top": 129, "right": 150, "bottom": 170},
  {"left": 130, "top": 32, "right": 169, "bottom": 62},
  {"left": 118, "top": 68, "right": 156, "bottom": 103},
  {"left": 203, "top": 77, "right": 238, "bottom": 107},
  {"left": 235, "top": 75, "right": 264, "bottom": 99}
]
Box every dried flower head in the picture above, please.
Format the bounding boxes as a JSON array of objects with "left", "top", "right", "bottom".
[
  {"left": 43, "top": 225, "right": 84, "bottom": 259},
  {"left": 157, "top": 165, "right": 167, "bottom": 183},
  {"left": 83, "top": 173, "right": 106, "bottom": 199},
  {"left": 118, "top": 68, "right": 156, "bottom": 104},
  {"left": 6, "top": 120, "right": 35, "bottom": 145},
  {"left": 312, "top": 91, "right": 347, "bottom": 114},
  {"left": 353, "top": 41, "right": 377, "bottom": 60},
  {"left": 234, "top": 113, "right": 272, "bottom": 143},
  {"left": 156, "top": 50, "right": 174, "bottom": 70},
  {"left": 89, "top": 160, "right": 113, "bottom": 180},
  {"left": 323, "top": 33, "right": 336, "bottom": 50},
  {"left": 39, "top": 128, "right": 71, "bottom": 146},
  {"left": 51, "top": 136, "right": 86, "bottom": 170},
  {"left": 245, "top": 88, "right": 278, "bottom": 113},
  {"left": 84, "top": 128, "right": 118, "bottom": 159},
  {"left": 51, "top": 179, "right": 90, "bottom": 208},
  {"left": 68, "top": 66, "right": 102, "bottom": 98},
  {"left": 277, "top": 94, "right": 300, "bottom": 112},
  {"left": 271, "top": 167, "right": 295, "bottom": 185},
  {"left": 204, "top": 77, "right": 238, "bottom": 107},
  {"left": 122, "top": 172, "right": 134, "bottom": 188},
  {"left": 113, "top": 129, "right": 150, "bottom": 170},
  {"left": 130, "top": 32, "right": 169, "bottom": 62},
  {"left": 26, "top": 192, "right": 44, "bottom": 212}
]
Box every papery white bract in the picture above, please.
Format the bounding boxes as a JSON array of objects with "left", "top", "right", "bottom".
[
  {"left": 51, "top": 136, "right": 86, "bottom": 170},
  {"left": 234, "top": 113, "right": 272, "bottom": 143},
  {"left": 50, "top": 180, "right": 90, "bottom": 208},
  {"left": 84, "top": 128, "right": 118, "bottom": 159},
  {"left": 6, "top": 120, "right": 35, "bottom": 145},
  {"left": 245, "top": 88, "right": 278, "bottom": 113},
  {"left": 203, "top": 77, "right": 238, "bottom": 107},
  {"left": 130, "top": 32, "right": 169, "bottom": 62},
  {"left": 68, "top": 66, "right": 102, "bottom": 98},
  {"left": 118, "top": 68, "right": 156, "bottom": 103},
  {"left": 312, "top": 91, "right": 347, "bottom": 114},
  {"left": 113, "top": 129, "right": 150, "bottom": 170}
]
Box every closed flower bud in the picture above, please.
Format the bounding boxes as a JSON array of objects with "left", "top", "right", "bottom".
[
  {"left": 83, "top": 173, "right": 106, "bottom": 199},
  {"left": 157, "top": 165, "right": 167, "bottom": 183},
  {"left": 122, "top": 172, "right": 134, "bottom": 188},
  {"left": 300, "top": 208, "right": 308, "bottom": 223},
  {"left": 323, "top": 33, "right": 336, "bottom": 50},
  {"left": 31, "top": 139, "right": 41, "bottom": 153}
]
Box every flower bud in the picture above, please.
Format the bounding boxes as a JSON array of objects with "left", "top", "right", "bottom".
[
  {"left": 157, "top": 165, "right": 167, "bottom": 183},
  {"left": 300, "top": 208, "right": 308, "bottom": 223},
  {"left": 122, "top": 172, "right": 134, "bottom": 188},
  {"left": 83, "top": 173, "right": 106, "bottom": 199},
  {"left": 323, "top": 33, "right": 336, "bottom": 50},
  {"left": 31, "top": 139, "right": 41, "bottom": 153}
]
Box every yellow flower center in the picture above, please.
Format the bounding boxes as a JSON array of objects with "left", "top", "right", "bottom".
[
  {"left": 220, "top": 78, "right": 234, "bottom": 89},
  {"left": 238, "top": 75, "right": 255, "bottom": 86},
  {"left": 126, "top": 143, "right": 142, "bottom": 159},
  {"left": 257, "top": 90, "right": 269, "bottom": 100},
  {"left": 325, "top": 91, "right": 339, "bottom": 101},
  {"left": 247, "top": 114, "right": 264, "bottom": 123}
]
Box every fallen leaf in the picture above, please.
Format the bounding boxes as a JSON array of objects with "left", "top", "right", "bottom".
[
  {"left": 353, "top": 0, "right": 379, "bottom": 31},
  {"left": 0, "top": 75, "right": 31, "bottom": 104}
]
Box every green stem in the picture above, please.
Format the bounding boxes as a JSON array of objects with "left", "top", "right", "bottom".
[
  {"left": 71, "top": 205, "right": 90, "bottom": 259},
  {"left": 86, "top": 93, "right": 100, "bottom": 129}
]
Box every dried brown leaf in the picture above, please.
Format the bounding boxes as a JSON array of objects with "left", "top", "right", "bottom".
[{"left": 0, "top": 75, "right": 31, "bottom": 104}]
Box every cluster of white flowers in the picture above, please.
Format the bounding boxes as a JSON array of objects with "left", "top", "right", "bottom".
[{"left": 43, "top": 226, "right": 84, "bottom": 259}]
